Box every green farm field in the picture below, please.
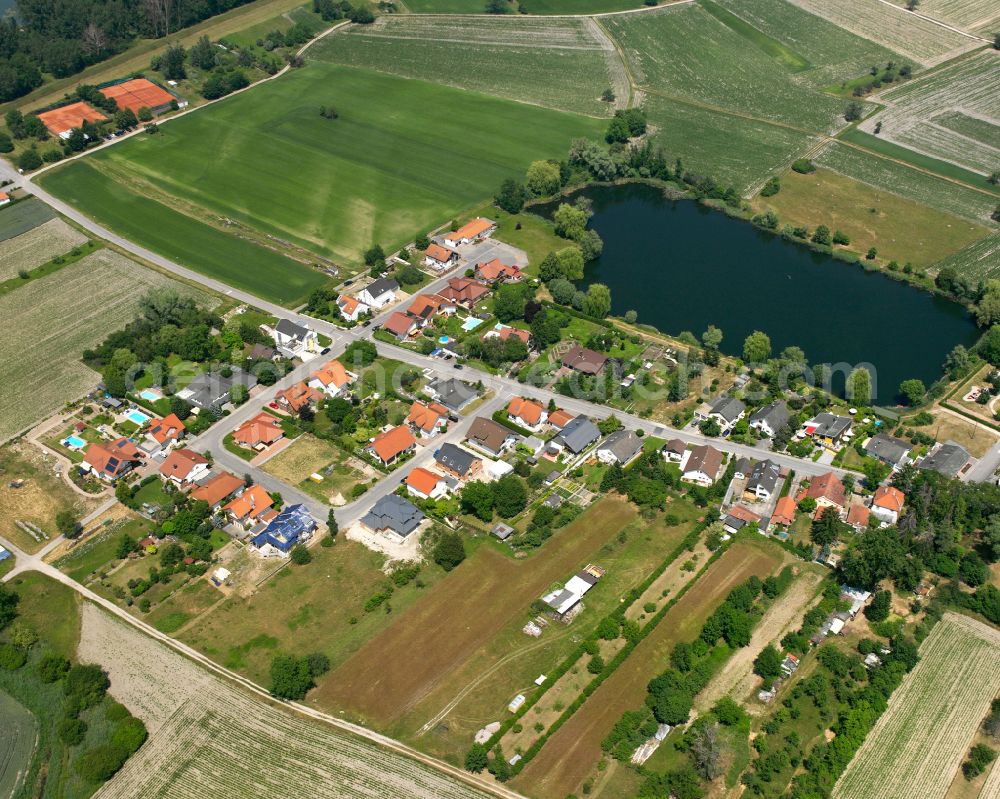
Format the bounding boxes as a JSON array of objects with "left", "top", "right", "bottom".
[
  {"left": 403, "top": 0, "right": 646, "bottom": 13},
  {"left": 40, "top": 63, "right": 604, "bottom": 271},
  {"left": 935, "top": 233, "right": 1000, "bottom": 279},
  {"left": 0, "top": 691, "right": 36, "bottom": 799},
  {"left": 312, "top": 15, "right": 621, "bottom": 116}
]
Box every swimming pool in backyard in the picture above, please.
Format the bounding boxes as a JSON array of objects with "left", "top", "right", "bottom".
[
  {"left": 461, "top": 317, "right": 484, "bottom": 332},
  {"left": 126, "top": 410, "right": 151, "bottom": 425},
  {"left": 63, "top": 435, "right": 86, "bottom": 449},
  {"left": 139, "top": 389, "right": 162, "bottom": 402}
]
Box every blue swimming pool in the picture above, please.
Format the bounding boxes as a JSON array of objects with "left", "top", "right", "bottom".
[
  {"left": 63, "top": 435, "right": 86, "bottom": 449},
  {"left": 461, "top": 317, "right": 484, "bottom": 332},
  {"left": 126, "top": 410, "right": 150, "bottom": 425},
  {"left": 139, "top": 389, "right": 161, "bottom": 402}
]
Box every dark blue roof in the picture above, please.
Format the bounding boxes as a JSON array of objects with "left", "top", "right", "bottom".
[{"left": 251, "top": 504, "right": 316, "bottom": 553}]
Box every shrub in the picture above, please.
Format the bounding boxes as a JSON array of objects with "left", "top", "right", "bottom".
[
  {"left": 73, "top": 744, "right": 129, "bottom": 782},
  {"left": 58, "top": 715, "right": 88, "bottom": 745},
  {"left": 433, "top": 532, "right": 466, "bottom": 571},
  {"left": 0, "top": 643, "right": 26, "bottom": 670},
  {"left": 791, "top": 159, "right": 815, "bottom": 174},
  {"left": 290, "top": 545, "right": 312, "bottom": 565}
]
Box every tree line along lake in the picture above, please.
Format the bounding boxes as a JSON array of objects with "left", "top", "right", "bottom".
[{"left": 538, "top": 183, "right": 980, "bottom": 405}]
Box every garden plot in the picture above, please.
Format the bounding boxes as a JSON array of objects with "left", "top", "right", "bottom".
[
  {"left": 936, "top": 232, "right": 1000, "bottom": 279},
  {"left": 0, "top": 219, "right": 88, "bottom": 281},
  {"left": 313, "top": 15, "right": 622, "bottom": 117},
  {"left": 605, "top": 4, "right": 846, "bottom": 132},
  {"left": 0, "top": 250, "right": 213, "bottom": 443},
  {"left": 80, "top": 606, "right": 496, "bottom": 799},
  {"left": 0, "top": 197, "right": 55, "bottom": 241},
  {"left": 713, "top": 0, "right": 907, "bottom": 89},
  {"left": 834, "top": 613, "right": 1000, "bottom": 799},
  {"left": 783, "top": 0, "right": 978, "bottom": 66},
  {"left": 816, "top": 141, "right": 999, "bottom": 224},
  {"left": 858, "top": 51, "right": 1000, "bottom": 176}
]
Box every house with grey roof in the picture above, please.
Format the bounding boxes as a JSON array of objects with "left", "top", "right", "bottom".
[
  {"left": 426, "top": 378, "right": 478, "bottom": 412},
  {"left": 271, "top": 318, "right": 319, "bottom": 359},
  {"left": 749, "top": 401, "right": 789, "bottom": 438},
  {"left": 804, "top": 412, "right": 852, "bottom": 447},
  {"left": 357, "top": 277, "right": 399, "bottom": 309},
  {"left": 864, "top": 433, "right": 912, "bottom": 469},
  {"left": 434, "top": 442, "right": 482, "bottom": 481},
  {"left": 552, "top": 416, "right": 601, "bottom": 455},
  {"left": 918, "top": 441, "right": 971, "bottom": 477},
  {"left": 745, "top": 459, "right": 781, "bottom": 501},
  {"left": 361, "top": 495, "right": 425, "bottom": 541},
  {"left": 175, "top": 368, "right": 257, "bottom": 410},
  {"left": 596, "top": 429, "right": 643, "bottom": 465},
  {"left": 695, "top": 395, "right": 745, "bottom": 433},
  {"left": 661, "top": 438, "right": 687, "bottom": 463},
  {"left": 733, "top": 457, "right": 752, "bottom": 479}
]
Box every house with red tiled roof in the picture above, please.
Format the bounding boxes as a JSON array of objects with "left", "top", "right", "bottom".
[
  {"left": 406, "top": 401, "right": 449, "bottom": 437},
  {"left": 846, "top": 502, "right": 870, "bottom": 530},
  {"left": 308, "top": 359, "right": 355, "bottom": 398},
  {"left": 443, "top": 217, "right": 496, "bottom": 248},
  {"left": 547, "top": 409, "right": 575, "bottom": 429},
  {"left": 797, "top": 472, "right": 846, "bottom": 513},
  {"left": 871, "top": 485, "right": 905, "bottom": 525},
  {"left": 437, "top": 276, "right": 489, "bottom": 308},
  {"left": 224, "top": 484, "right": 275, "bottom": 529},
  {"left": 82, "top": 438, "right": 143, "bottom": 481},
  {"left": 407, "top": 293, "right": 452, "bottom": 325},
  {"left": 337, "top": 294, "right": 370, "bottom": 322},
  {"left": 148, "top": 413, "right": 185, "bottom": 448},
  {"left": 770, "top": 495, "right": 797, "bottom": 528},
  {"left": 159, "top": 449, "right": 210, "bottom": 486},
  {"left": 366, "top": 425, "right": 416, "bottom": 466},
  {"left": 474, "top": 259, "right": 522, "bottom": 283},
  {"left": 383, "top": 311, "right": 419, "bottom": 341},
  {"left": 424, "top": 242, "right": 458, "bottom": 271},
  {"left": 275, "top": 381, "right": 322, "bottom": 414},
  {"left": 507, "top": 396, "right": 547, "bottom": 431},
  {"left": 484, "top": 324, "right": 531, "bottom": 348},
  {"left": 405, "top": 467, "right": 448, "bottom": 500},
  {"left": 232, "top": 412, "right": 284, "bottom": 450},
  {"left": 190, "top": 471, "right": 244, "bottom": 509}
]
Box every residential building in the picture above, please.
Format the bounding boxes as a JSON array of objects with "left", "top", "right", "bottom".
[
  {"left": 561, "top": 344, "right": 607, "bottom": 376},
  {"left": 82, "top": 438, "right": 143, "bottom": 481},
  {"left": 224, "top": 484, "right": 275, "bottom": 528},
  {"left": 175, "top": 368, "right": 257, "bottom": 410},
  {"left": 361, "top": 494, "right": 426, "bottom": 541},
  {"left": 799, "top": 472, "right": 846, "bottom": 512},
  {"left": 746, "top": 459, "right": 781, "bottom": 501},
  {"left": 733, "top": 457, "right": 752, "bottom": 479},
  {"left": 661, "top": 438, "right": 687, "bottom": 463},
  {"left": 918, "top": 441, "right": 971, "bottom": 477},
  {"left": 274, "top": 381, "right": 321, "bottom": 414},
  {"left": 147, "top": 413, "right": 186, "bottom": 449},
  {"left": 864, "top": 434, "right": 912, "bottom": 470},
  {"left": 357, "top": 277, "right": 399, "bottom": 309},
  {"left": 474, "top": 258, "right": 522, "bottom": 283},
  {"left": 383, "top": 311, "right": 418, "bottom": 340},
  {"left": 465, "top": 417, "right": 518, "bottom": 457},
  {"left": 846, "top": 503, "right": 870, "bottom": 530},
  {"left": 443, "top": 217, "right": 496, "bottom": 248},
  {"left": 871, "top": 485, "right": 905, "bottom": 525},
  {"left": 426, "top": 378, "right": 478, "bottom": 412},
  {"left": 803, "top": 413, "right": 853, "bottom": 448},
  {"left": 251, "top": 504, "right": 316, "bottom": 554},
  {"left": 189, "top": 471, "right": 244, "bottom": 510},
  {"left": 406, "top": 400, "right": 449, "bottom": 437},
  {"left": 424, "top": 242, "right": 458, "bottom": 270},
  {"left": 749, "top": 401, "right": 789, "bottom": 437},
  {"left": 232, "top": 412, "right": 284, "bottom": 450},
  {"left": 308, "top": 359, "right": 355, "bottom": 398},
  {"left": 548, "top": 409, "right": 575, "bottom": 429},
  {"left": 271, "top": 318, "right": 319, "bottom": 359},
  {"left": 336, "top": 294, "right": 370, "bottom": 322},
  {"left": 695, "top": 395, "right": 746, "bottom": 433},
  {"left": 434, "top": 442, "right": 483, "bottom": 481},
  {"left": 408, "top": 293, "right": 453, "bottom": 324},
  {"left": 770, "top": 496, "right": 797, "bottom": 528},
  {"left": 507, "top": 397, "right": 547, "bottom": 431},
  {"left": 159, "top": 449, "right": 210, "bottom": 486},
  {"left": 366, "top": 425, "right": 416, "bottom": 466},
  {"left": 405, "top": 467, "right": 449, "bottom": 500},
  {"left": 438, "top": 276, "right": 490, "bottom": 308},
  {"left": 596, "top": 429, "right": 643, "bottom": 465},
  {"left": 484, "top": 324, "right": 531, "bottom": 347},
  {"left": 681, "top": 444, "right": 723, "bottom": 486},
  {"left": 723, "top": 505, "right": 762, "bottom": 534},
  {"left": 552, "top": 416, "right": 601, "bottom": 456},
  {"left": 248, "top": 343, "right": 277, "bottom": 361}
]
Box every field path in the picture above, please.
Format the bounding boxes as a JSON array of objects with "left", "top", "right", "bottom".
[
  {"left": 513, "top": 540, "right": 788, "bottom": 799},
  {"left": 585, "top": 17, "right": 633, "bottom": 110}
]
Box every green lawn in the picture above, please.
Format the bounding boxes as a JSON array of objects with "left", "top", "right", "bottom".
[{"left": 40, "top": 63, "right": 604, "bottom": 274}]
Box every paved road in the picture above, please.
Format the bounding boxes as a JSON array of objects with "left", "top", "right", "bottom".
[{"left": 0, "top": 533, "right": 529, "bottom": 799}]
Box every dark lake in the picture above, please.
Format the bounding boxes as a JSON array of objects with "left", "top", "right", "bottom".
[{"left": 538, "top": 183, "right": 980, "bottom": 404}]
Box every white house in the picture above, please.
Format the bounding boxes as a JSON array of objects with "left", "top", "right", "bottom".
[
  {"left": 870, "top": 485, "right": 905, "bottom": 525},
  {"left": 405, "top": 467, "right": 449, "bottom": 501},
  {"left": 680, "top": 444, "right": 723, "bottom": 487},
  {"left": 694, "top": 396, "right": 745, "bottom": 434},
  {"left": 337, "top": 294, "right": 370, "bottom": 322},
  {"left": 442, "top": 217, "right": 496, "bottom": 248},
  {"left": 748, "top": 401, "right": 789, "bottom": 438},
  {"left": 357, "top": 277, "right": 399, "bottom": 309},
  {"left": 308, "top": 359, "right": 355, "bottom": 398},
  {"left": 271, "top": 318, "right": 319, "bottom": 359},
  {"left": 596, "top": 429, "right": 642, "bottom": 466},
  {"left": 424, "top": 242, "right": 458, "bottom": 271}
]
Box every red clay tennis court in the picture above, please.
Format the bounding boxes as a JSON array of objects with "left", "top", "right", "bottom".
[
  {"left": 37, "top": 101, "right": 107, "bottom": 137},
  {"left": 99, "top": 78, "right": 175, "bottom": 114}
]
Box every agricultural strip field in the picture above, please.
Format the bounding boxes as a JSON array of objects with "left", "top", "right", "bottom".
[
  {"left": 0, "top": 691, "right": 37, "bottom": 799},
  {"left": 858, "top": 51, "right": 1000, "bottom": 176},
  {"left": 753, "top": 166, "right": 993, "bottom": 267},
  {"left": 641, "top": 95, "right": 819, "bottom": 192},
  {"left": 41, "top": 63, "right": 605, "bottom": 268},
  {"left": 0, "top": 197, "right": 55, "bottom": 240},
  {"left": 782, "top": 0, "right": 978, "bottom": 66},
  {"left": 887, "top": 0, "right": 1000, "bottom": 34},
  {"left": 834, "top": 612, "right": 1000, "bottom": 799},
  {"left": 35, "top": 161, "right": 331, "bottom": 307},
  {"left": 935, "top": 233, "right": 1000, "bottom": 279},
  {"left": 402, "top": 0, "right": 646, "bottom": 12},
  {"left": 603, "top": 4, "right": 846, "bottom": 132},
  {"left": 225, "top": 3, "right": 325, "bottom": 48},
  {"left": 815, "top": 141, "right": 1000, "bottom": 225},
  {"left": 313, "top": 15, "right": 625, "bottom": 116},
  {"left": 0, "top": 250, "right": 214, "bottom": 443},
  {"left": 317, "top": 498, "right": 638, "bottom": 727},
  {"left": 711, "top": 0, "right": 907, "bottom": 89},
  {"left": 0, "top": 218, "right": 88, "bottom": 281},
  {"left": 78, "top": 606, "right": 498, "bottom": 799},
  {"left": 512, "top": 538, "right": 788, "bottom": 799}
]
